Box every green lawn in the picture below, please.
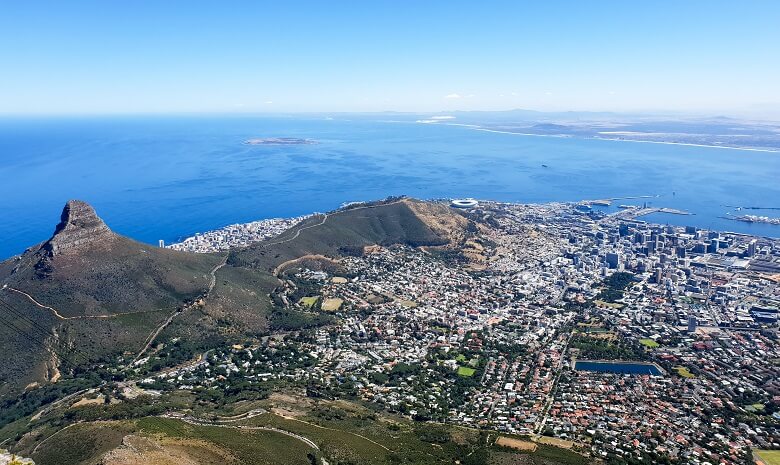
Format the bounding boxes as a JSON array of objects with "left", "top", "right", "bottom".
[
  {"left": 298, "top": 296, "right": 320, "bottom": 308},
  {"left": 756, "top": 450, "right": 780, "bottom": 465},
  {"left": 639, "top": 338, "right": 660, "bottom": 348},
  {"left": 674, "top": 366, "right": 695, "bottom": 378},
  {"left": 457, "top": 366, "right": 476, "bottom": 377}
]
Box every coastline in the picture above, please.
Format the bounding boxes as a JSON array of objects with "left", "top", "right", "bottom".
[{"left": 452, "top": 125, "right": 780, "bottom": 153}]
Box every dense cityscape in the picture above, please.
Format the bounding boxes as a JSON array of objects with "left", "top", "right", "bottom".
[
  {"left": 124, "top": 199, "right": 780, "bottom": 465},
  {"left": 166, "top": 215, "right": 313, "bottom": 253}
]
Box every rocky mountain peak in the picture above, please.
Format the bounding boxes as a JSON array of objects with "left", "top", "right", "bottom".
[{"left": 44, "top": 200, "right": 114, "bottom": 256}]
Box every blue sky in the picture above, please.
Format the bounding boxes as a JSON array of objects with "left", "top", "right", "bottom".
[{"left": 1, "top": 1, "right": 779, "bottom": 116}]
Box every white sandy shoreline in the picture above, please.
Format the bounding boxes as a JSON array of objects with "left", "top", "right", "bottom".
[{"left": 435, "top": 124, "right": 780, "bottom": 153}]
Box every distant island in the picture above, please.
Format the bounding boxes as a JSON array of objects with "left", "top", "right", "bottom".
[{"left": 244, "top": 137, "right": 317, "bottom": 145}]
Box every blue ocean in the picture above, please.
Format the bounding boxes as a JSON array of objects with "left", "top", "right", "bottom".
[{"left": 1, "top": 115, "right": 779, "bottom": 259}]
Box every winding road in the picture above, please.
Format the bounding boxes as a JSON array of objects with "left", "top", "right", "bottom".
[
  {"left": 262, "top": 198, "right": 406, "bottom": 249},
  {"left": 164, "top": 413, "right": 320, "bottom": 451},
  {"left": 2, "top": 285, "right": 163, "bottom": 321},
  {"left": 128, "top": 254, "right": 228, "bottom": 367}
]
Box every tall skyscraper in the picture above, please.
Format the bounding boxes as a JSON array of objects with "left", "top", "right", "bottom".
[
  {"left": 687, "top": 315, "right": 697, "bottom": 333},
  {"left": 746, "top": 239, "right": 758, "bottom": 257}
]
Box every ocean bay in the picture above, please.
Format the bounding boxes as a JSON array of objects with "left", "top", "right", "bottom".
[{"left": 0, "top": 115, "right": 779, "bottom": 258}]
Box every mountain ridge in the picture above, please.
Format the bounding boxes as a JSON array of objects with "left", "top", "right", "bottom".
[{"left": 0, "top": 197, "right": 471, "bottom": 396}]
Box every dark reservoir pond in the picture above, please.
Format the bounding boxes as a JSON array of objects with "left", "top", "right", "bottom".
[{"left": 574, "top": 360, "right": 663, "bottom": 376}]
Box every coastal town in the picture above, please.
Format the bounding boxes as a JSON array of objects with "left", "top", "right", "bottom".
[
  {"left": 126, "top": 199, "right": 780, "bottom": 464},
  {"left": 166, "top": 215, "right": 313, "bottom": 253}
]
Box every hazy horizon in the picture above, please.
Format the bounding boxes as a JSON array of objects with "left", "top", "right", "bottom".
[
  {"left": 2, "top": 1, "right": 779, "bottom": 118},
  {"left": 1, "top": 107, "right": 779, "bottom": 122}
]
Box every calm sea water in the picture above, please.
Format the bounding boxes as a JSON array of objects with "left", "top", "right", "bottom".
[{"left": 1, "top": 115, "right": 779, "bottom": 259}]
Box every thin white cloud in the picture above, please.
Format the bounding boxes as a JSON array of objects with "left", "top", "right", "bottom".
[
  {"left": 444, "top": 93, "right": 462, "bottom": 99},
  {"left": 264, "top": 101, "right": 274, "bottom": 104}
]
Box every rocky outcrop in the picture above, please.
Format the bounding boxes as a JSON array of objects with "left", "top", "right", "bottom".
[{"left": 43, "top": 200, "right": 115, "bottom": 256}]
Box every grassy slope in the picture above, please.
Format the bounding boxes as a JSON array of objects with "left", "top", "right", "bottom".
[
  {"left": 163, "top": 264, "right": 278, "bottom": 342},
  {"left": 230, "top": 199, "right": 451, "bottom": 272},
  {"left": 29, "top": 414, "right": 588, "bottom": 465},
  {"left": 30, "top": 421, "right": 134, "bottom": 465},
  {"left": 137, "top": 417, "right": 315, "bottom": 465},
  {"left": 13, "top": 389, "right": 589, "bottom": 465},
  {"left": 0, "top": 234, "right": 247, "bottom": 394},
  {"left": 29, "top": 418, "right": 315, "bottom": 465},
  {"left": 2, "top": 237, "right": 223, "bottom": 318},
  {"left": 0, "top": 292, "right": 60, "bottom": 395},
  {"left": 236, "top": 397, "right": 589, "bottom": 465}
]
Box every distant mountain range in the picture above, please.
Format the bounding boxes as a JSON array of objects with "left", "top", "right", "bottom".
[{"left": 364, "top": 109, "right": 780, "bottom": 151}]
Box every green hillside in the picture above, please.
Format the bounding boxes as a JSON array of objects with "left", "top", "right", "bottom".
[
  {"left": 230, "top": 198, "right": 460, "bottom": 272},
  {"left": 0, "top": 198, "right": 469, "bottom": 399}
]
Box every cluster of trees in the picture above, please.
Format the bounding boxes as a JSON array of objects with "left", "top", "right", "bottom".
[
  {"left": 269, "top": 308, "right": 334, "bottom": 331},
  {"left": 0, "top": 373, "right": 104, "bottom": 429},
  {"left": 570, "top": 335, "right": 645, "bottom": 361},
  {"left": 63, "top": 397, "right": 168, "bottom": 422},
  {"left": 597, "top": 272, "right": 635, "bottom": 302}
]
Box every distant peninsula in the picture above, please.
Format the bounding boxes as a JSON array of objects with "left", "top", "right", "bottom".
[{"left": 244, "top": 137, "right": 317, "bottom": 145}]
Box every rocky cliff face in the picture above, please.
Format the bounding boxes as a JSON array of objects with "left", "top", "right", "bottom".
[{"left": 43, "top": 200, "right": 115, "bottom": 256}]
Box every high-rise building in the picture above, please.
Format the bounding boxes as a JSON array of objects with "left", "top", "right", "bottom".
[
  {"left": 687, "top": 315, "right": 697, "bottom": 333},
  {"left": 158, "top": 239, "right": 165, "bottom": 248},
  {"left": 646, "top": 241, "right": 657, "bottom": 254},
  {"left": 746, "top": 239, "right": 758, "bottom": 257},
  {"left": 605, "top": 252, "right": 620, "bottom": 269}
]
